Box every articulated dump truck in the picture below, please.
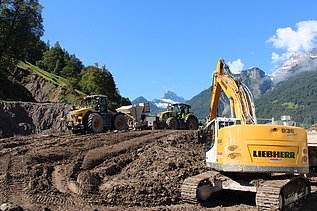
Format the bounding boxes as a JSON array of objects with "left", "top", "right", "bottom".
[
  {"left": 115, "top": 102, "right": 150, "bottom": 130},
  {"left": 181, "top": 58, "right": 317, "bottom": 210}
]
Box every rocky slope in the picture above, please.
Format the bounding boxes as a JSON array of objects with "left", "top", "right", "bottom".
[
  {"left": 0, "top": 101, "right": 71, "bottom": 138},
  {"left": 0, "top": 67, "right": 77, "bottom": 138},
  {"left": 236, "top": 67, "right": 272, "bottom": 98},
  {"left": 18, "top": 68, "right": 65, "bottom": 102}
]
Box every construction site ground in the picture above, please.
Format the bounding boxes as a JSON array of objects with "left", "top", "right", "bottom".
[{"left": 1, "top": 130, "right": 317, "bottom": 211}]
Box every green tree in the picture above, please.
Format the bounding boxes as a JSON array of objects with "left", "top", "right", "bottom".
[
  {"left": 37, "top": 42, "right": 83, "bottom": 78},
  {"left": 25, "top": 37, "right": 48, "bottom": 64},
  {"left": 80, "top": 66, "right": 114, "bottom": 95},
  {"left": 0, "top": 0, "right": 44, "bottom": 76},
  {"left": 80, "top": 65, "right": 130, "bottom": 109},
  {"left": 61, "top": 55, "right": 83, "bottom": 78},
  {"left": 36, "top": 42, "right": 65, "bottom": 74}
]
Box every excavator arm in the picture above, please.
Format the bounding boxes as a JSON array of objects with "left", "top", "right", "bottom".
[{"left": 208, "top": 59, "right": 257, "bottom": 124}]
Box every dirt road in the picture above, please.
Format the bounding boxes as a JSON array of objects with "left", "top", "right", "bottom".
[{"left": 0, "top": 130, "right": 316, "bottom": 210}]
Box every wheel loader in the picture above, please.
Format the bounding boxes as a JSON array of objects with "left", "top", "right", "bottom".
[
  {"left": 181, "top": 59, "right": 314, "bottom": 210},
  {"left": 147, "top": 103, "right": 199, "bottom": 130},
  {"left": 66, "top": 95, "right": 127, "bottom": 133}
]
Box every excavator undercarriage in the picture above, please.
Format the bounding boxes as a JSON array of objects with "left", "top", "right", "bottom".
[{"left": 181, "top": 171, "right": 310, "bottom": 210}]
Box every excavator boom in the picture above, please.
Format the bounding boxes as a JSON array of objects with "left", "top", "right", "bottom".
[{"left": 209, "top": 59, "right": 256, "bottom": 124}]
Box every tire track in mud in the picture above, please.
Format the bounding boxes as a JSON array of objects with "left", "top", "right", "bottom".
[
  {"left": 82, "top": 130, "right": 174, "bottom": 170},
  {"left": 0, "top": 130, "right": 209, "bottom": 210},
  {"left": 0, "top": 154, "right": 29, "bottom": 207},
  {"left": 0, "top": 155, "right": 11, "bottom": 203},
  {"left": 51, "top": 130, "right": 179, "bottom": 201},
  {"left": 3, "top": 130, "right": 175, "bottom": 208}
]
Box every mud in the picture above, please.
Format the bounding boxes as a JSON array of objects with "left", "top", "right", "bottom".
[{"left": 0, "top": 130, "right": 317, "bottom": 211}]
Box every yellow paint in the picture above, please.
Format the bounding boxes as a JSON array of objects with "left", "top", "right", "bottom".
[{"left": 216, "top": 124, "right": 308, "bottom": 168}]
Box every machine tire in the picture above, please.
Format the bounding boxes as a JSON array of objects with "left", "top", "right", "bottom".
[
  {"left": 87, "top": 113, "right": 104, "bottom": 133},
  {"left": 186, "top": 116, "right": 199, "bottom": 130},
  {"left": 166, "top": 117, "right": 178, "bottom": 129},
  {"left": 113, "top": 113, "right": 128, "bottom": 130}
]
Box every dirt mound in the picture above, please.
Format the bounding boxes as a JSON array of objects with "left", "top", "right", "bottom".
[
  {"left": 99, "top": 131, "right": 206, "bottom": 206},
  {"left": 0, "top": 101, "right": 70, "bottom": 138}
]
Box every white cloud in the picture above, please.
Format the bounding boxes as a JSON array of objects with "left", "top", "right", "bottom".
[
  {"left": 268, "top": 20, "right": 317, "bottom": 62},
  {"left": 227, "top": 59, "right": 245, "bottom": 74},
  {"left": 271, "top": 52, "right": 280, "bottom": 61}
]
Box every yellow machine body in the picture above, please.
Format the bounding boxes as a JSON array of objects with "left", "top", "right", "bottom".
[
  {"left": 159, "top": 110, "right": 176, "bottom": 121},
  {"left": 67, "top": 107, "right": 92, "bottom": 127},
  {"left": 159, "top": 110, "right": 192, "bottom": 122},
  {"left": 206, "top": 121, "right": 309, "bottom": 173}
]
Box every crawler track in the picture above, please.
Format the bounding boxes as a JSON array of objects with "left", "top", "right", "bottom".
[
  {"left": 256, "top": 177, "right": 311, "bottom": 210},
  {"left": 181, "top": 171, "right": 220, "bottom": 203}
]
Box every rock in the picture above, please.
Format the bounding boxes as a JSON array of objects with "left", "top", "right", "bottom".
[{"left": 0, "top": 203, "right": 23, "bottom": 211}]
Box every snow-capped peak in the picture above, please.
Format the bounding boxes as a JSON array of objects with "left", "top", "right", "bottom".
[
  {"left": 271, "top": 48, "right": 317, "bottom": 83},
  {"left": 153, "top": 91, "right": 186, "bottom": 109}
]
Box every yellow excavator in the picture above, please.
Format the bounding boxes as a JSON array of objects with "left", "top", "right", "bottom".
[{"left": 181, "top": 59, "right": 311, "bottom": 210}]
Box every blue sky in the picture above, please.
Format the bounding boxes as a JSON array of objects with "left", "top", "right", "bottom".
[{"left": 40, "top": 0, "right": 317, "bottom": 101}]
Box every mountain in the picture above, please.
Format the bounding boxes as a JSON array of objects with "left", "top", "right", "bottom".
[
  {"left": 131, "top": 96, "right": 163, "bottom": 114},
  {"left": 132, "top": 96, "right": 148, "bottom": 104},
  {"left": 236, "top": 67, "right": 272, "bottom": 98},
  {"left": 187, "top": 67, "right": 272, "bottom": 119},
  {"left": 187, "top": 60, "right": 317, "bottom": 127},
  {"left": 132, "top": 91, "right": 186, "bottom": 114},
  {"left": 255, "top": 70, "right": 317, "bottom": 127},
  {"left": 271, "top": 48, "right": 317, "bottom": 84},
  {"left": 153, "top": 91, "right": 186, "bottom": 109},
  {"left": 186, "top": 87, "right": 211, "bottom": 120}
]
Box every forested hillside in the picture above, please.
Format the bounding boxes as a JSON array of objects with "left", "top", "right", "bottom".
[
  {"left": 186, "top": 88, "right": 211, "bottom": 120},
  {"left": 255, "top": 71, "right": 317, "bottom": 127}
]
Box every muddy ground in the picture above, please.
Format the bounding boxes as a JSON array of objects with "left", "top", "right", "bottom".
[{"left": 0, "top": 130, "right": 317, "bottom": 211}]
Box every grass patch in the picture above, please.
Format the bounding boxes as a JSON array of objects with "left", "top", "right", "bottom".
[
  {"left": 282, "top": 102, "right": 299, "bottom": 109},
  {"left": 18, "top": 62, "right": 68, "bottom": 87},
  {"left": 18, "top": 61, "right": 86, "bottom": 105}
]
